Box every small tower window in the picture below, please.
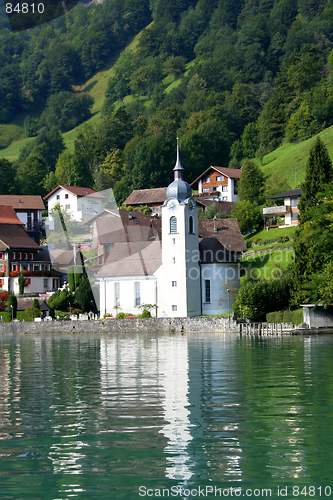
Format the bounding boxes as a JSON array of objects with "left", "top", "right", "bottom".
[
  {"left": 189, "top": 216, "right": 194, "bottom": 234},
  {"left": 170, "top": 216, "right": 177, "bottom": 234},
  {"left": 205, "top": 279, "right": 211, "bottom": 303}
]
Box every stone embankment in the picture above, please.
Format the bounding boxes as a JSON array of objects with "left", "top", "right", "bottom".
[{"left": 0, "top": 316, "right": 240, "bottom": 334}]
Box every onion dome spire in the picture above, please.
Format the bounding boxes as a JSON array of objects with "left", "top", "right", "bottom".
[{"left": 167, "top": 137, "right": 192, "bottom": 201}]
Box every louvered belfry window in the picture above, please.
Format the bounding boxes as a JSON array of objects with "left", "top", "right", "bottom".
[{"left": 170, "top": 216, "right": 177, "bottom": 234}]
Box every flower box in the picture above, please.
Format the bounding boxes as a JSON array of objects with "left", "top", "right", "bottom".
[{"left": 10, "top": 271, "right": 18, "bottom": 277}]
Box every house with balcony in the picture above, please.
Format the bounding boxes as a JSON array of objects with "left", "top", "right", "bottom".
[
  {"left": 44, "top": 185, "right": 105, "bottom": 223},
  {"left": 190, "top": 166, "right": 241, "bottom": 203},
  {"left": 0, "top": 195, "right": 45, "bottom": 243},
  {"left": 0, "top": 206, "right": 62, "bottom": 293},
  {"left": 263, "top": 188, "right": 302, "bottom": 228}
]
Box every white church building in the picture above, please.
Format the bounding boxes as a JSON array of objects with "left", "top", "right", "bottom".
[{"left": 97, "top": 143, "right": 246, "bottom": 317}]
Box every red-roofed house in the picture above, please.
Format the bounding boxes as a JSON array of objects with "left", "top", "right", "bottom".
[
  {"left": 44, "top": 185, "right": 105, "bottom": 223},
  {"left": 191, "top": 166, "right": 241, "bottom": 202},
  {"left": 0, "top": 195, "right": 45, "bottom": 229}
]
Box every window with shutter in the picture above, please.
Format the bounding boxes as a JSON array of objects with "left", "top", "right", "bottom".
[{"left": 170, "top": 216, "right": 177, "bottom": 234}]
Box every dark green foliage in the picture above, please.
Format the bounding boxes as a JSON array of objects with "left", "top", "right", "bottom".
[
  {"left": 18, "top": 273, "right": 26, "bottom": 295},
  {"left": 291, "top": 139, "right": 333, "bottom": 305},
  {"left": 7, "top": 294, "right": 17, "bottom": 319},
  {"left": 48, "top": 290, "right": 74, "bottom": 311},
  {"left": 17, "top": 154, "right": 49, "bottom": 195},
  {"left": 231, "top": 200, "right": 261, "bottom": 234},
  {"left": 0, "top": 159, "right": 16, "bottom": 195},
  {"left": 33, "top": 298, "right": 40, "bottom": 310},
  {"left": 40, "top": 92, "right": 94, "bottom": 132},
  {"left": 75, "top": 274, "right": 97, "bottom": 313},
  {"left": 298, "top": 137, "right": 333, "bottom": 223},
  {"left": 238, "top": 160, "right": 265, "bottom": 204},
  {"left": 198, "top": 202, "right": 228, "bottom": 219},
  {"left": 234, "top": 271, "right": 292, "bottom": 321}
]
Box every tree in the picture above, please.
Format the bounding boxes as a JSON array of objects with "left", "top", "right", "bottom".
[
  {"left": 17, "top": 154, "right": 49, "bottom": 195},
  {"left": 238, "top": 159, "right": 265, "bottom": 204},
  {"left": 291, "top": 138, "right": 333, "bottom": 305},
  {"left": 33, "top": 298, "right": 40, "bottom": 310},
  {"left": 18, "top": 273, "right": 26, "bottom": 295},
  {"left": 75, "top": 274, "right": 97, "bottom": 313},
  {"left": 198, "top": 202, "right": 228, "bottom": 219},
  {"left": 231, "top": 200, "right": 261, "bottom": 234},
  {"left": 298, "top": 137, "right": 333, "bottom": 223},
  {"left": 0, "top": 159, "right": 16, "bottom": 195},
  {"left": 7, "top": 294, "right": 17, "bottom": 319}
]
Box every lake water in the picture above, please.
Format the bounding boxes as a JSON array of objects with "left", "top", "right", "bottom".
[{"left": 0, "top": 333, "right": 333, "bottom": 500}]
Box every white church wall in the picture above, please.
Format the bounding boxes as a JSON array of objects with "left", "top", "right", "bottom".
[
  {"left": 100, "top": 276, "right": 158, "bottom": 317},
  {"left": 201, "top": 263, "right": 240, "bottom": 316}
]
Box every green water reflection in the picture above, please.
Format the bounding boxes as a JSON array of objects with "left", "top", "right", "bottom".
[{"left": 0, "top": 333, "right": 332, "bottom": 499}]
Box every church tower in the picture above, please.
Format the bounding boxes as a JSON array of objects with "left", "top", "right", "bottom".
[{"left": 157, "top": 139, "right": 201, "bottom": 317}]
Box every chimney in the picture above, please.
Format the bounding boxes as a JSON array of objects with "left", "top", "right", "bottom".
[{"left": 213, "top": 215, "right": 217, "bottom": 232}]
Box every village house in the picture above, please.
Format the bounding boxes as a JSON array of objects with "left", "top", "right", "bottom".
[
  {"left": 123, "top": 187, "right": 167, "bottom": 215},
  {"left": 0, "top": 206, "right": 62, "bottom": 294},
  {"left": 97, "top": 144, "right": 246, "bottom": 318},
  {"left": 44, "top": 185, "right": 105, "bottom": 223},
  {"left": 263, "top": 188, "right": 302, "bottom": 228},
  {"left": 190, "top": 166, "right": 241, "bottom": 203},
  {"left": 0, "top": 195, "right": 45, "bottom": 230}
]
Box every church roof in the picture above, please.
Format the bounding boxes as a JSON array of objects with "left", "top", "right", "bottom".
[
  {"left": 95, "top": 211, "right": 159, "bottom": 245},
  {"left": 97, "top": 240, "right": 162, "bottom": 277},
  {"left": 123, "top": 188, "right": 168, "bottom": 206},
  {"left": 199, "top": 238, "right": 240, "bottom": 263},
  {"left": 198, "top": 218, "right": 247, "bottom": 252}
]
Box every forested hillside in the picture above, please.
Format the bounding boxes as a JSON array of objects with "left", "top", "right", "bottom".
[{"left": 1, "top": 0, "right": 333, "bottom": 200}]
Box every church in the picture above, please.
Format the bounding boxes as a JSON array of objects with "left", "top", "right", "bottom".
[{"left": 97, "top": 142, "right": 246, "bottom": 317}]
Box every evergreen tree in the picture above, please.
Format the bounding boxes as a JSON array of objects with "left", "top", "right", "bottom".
[
  {"left": 298, "top": 137, "right": 333, "bottom": 223},
  {"left": 238, "top": 159, "right": 265, "bottom": 204},
  {"left": 291, "top": 139, "right": 333, "bottom": 305},
  {"left": 7, "top": 294, "right": 17, "bottom": 319},
  {"left": 75, "top": 274, "right": 97, "bottom": 313}
]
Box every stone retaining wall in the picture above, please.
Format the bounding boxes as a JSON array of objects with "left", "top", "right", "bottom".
[{"left": 0, "top": 316, "right": 239, "bottom": 335}]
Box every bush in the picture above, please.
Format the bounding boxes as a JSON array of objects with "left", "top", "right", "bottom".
[
  {"left": 266, "top": 308, "right": 304, "bottom": 325},
  {"left": 138, "top": 309, "right": 151, "bottom": 318},
  {"left": 48, "top": 290, "right": 74, "bottom": 311},
  {"left": 24, "top": 307, "right": 42, "bottom": 321},
  {"left": 7, "top": 294, "right": 17, "bottom": 319},
  {"left": 33, "top": 298, "right": 40, "bottom": 309},
  {"left": 116, "top": 312, "right": 127, "bottom": 319}
]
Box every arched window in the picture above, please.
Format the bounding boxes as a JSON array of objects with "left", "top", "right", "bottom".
[
  {"left": 189, "top": 216, "right": 194, "bottom": 234},
  {"left": 170, "top": 216, "right": 177, "bottom": 234}
]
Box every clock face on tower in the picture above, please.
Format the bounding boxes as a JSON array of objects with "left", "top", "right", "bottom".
[
  {"left": 166, "top": 198, "right": 179, "bottom": 212},
  {"left": 187, "top": 198, "right": 195, "bottom": 212}
]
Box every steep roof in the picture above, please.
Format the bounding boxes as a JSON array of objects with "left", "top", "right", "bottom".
[
  {"left": 97, "top": 240, "right": 162, "bottom": 277},
  {"left": 198, "top": 218, "right": 246, "bottom": 252},
  {"left": 123, "top": 187, "right": 168, "bottom": 206},
  {"left": 95, "top": 211, "right": 160, "bottom": 245},
  {"left": 0, "top": 224, "right": 41, "bottom": 250},
  {"left": 267, "top": 188, "right": 302, "bottom": 199},
  {"left": 0, "top": 195, "right": 45, "bottom": 210},
  {"left": 0, "top": 206, "right": 25, "bottom": 225},
  {"left": 191, "top": 166, "right": 242, "bottom": 187},
  {"left": 199, "top": 238, "right": 240, "bottom": 263},
  {"left": 44, "top": 185, "right": 105, "bottom": 200}
]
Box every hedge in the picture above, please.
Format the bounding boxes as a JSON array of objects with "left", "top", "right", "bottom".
[{"left": 266, "top": 309, "right": 304, "bottom": 325}]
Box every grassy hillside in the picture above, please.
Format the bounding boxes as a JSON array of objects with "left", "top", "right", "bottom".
[
  {"left": 257, "top": 125, "right": 333, "bottom": 187},
  {"left": 0, "top": 29, "right": 144, "bottom": 160}
]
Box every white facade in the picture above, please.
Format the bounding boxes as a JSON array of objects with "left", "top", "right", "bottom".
[
  {"left": 99, "top": 276, "right": 158, "bottom": 316},
  {"left": 157, "top": 198, "right": 201, "bottom": 317},
  {"left": 201, "top": 263, "right": 240, "bottom": 315},
  {"left": 10, "top": 276, "right": 59, "bottom": 295},
  {"left": 47, "top": 188, "right": 103, "bottom": 223}
]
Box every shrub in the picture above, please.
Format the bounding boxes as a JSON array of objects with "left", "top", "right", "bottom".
[
  {"left": 138, "top": 309, "right": 151, "bottom": 318},
  {"left": 33, "top": 298, "right": 40, "bottom": 309},
  {"left": 7, "top": 294, "right": 17, "bottom": 319},
  {"left": 116, "top": 312, "right": 127, "bottom": 319},
  {"left": 24, "top": 307, "right": 42, "bottom": 321}
]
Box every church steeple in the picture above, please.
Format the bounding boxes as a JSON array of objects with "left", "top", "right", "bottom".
[
  {"left": 173, "top": 137, "right": 185, "bottom": 180},
  {"left": 167, "top": 138, "right": 192, "bottom": 201}
]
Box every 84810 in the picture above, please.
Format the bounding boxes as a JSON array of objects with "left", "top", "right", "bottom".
[
  {"left": 293, "top": 486, "right": 332, "bottom": 496},
  {"left": 5, "top": 3, "right": 45, "bottom": 13}
]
